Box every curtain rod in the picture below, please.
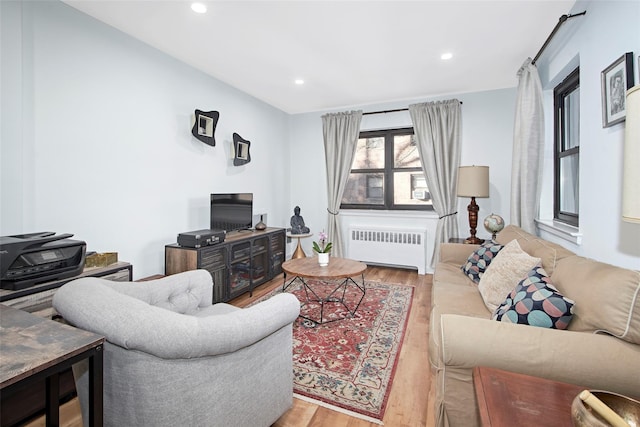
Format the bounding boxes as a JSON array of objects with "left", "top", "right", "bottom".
[
  {"left": 363, "top": 102, "right": 463, "bottom": 116},
  {"left": 532, "top": 11, "right": 586, "bottom": 65}
]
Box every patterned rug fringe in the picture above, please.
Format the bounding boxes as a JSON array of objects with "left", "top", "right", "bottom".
[{"left": 293, "top": 393, "right": 384, "bottom": 425}]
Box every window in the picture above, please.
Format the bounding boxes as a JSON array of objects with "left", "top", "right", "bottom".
[
  {"left": 553, "top": 67, "right": 580, "bottom": 227},
  {"left": 341, "top": 128, "right": 432, "bottom": 210}
]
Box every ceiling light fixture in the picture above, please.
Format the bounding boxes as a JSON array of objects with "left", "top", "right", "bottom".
[
  {"left": 294, "top": 79, "right": 305, "bottom": 85},
  {"left": 191, "top": 3, "right": 207, "bottom": 14},
  {"left": 441, "top": 52, "right": 453, "bottom": 60}
]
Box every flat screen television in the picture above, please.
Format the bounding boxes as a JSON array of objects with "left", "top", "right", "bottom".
[{"left": 210, "top": 193, "right": 253, "bottom": 232}]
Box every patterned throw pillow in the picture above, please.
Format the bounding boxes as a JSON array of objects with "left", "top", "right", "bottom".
[
  {"left": 461, "top": 241, "right": 504, "bottom": 283},
  {"left": 492, "top": 266, "right": 575, "bottom": 329},
  {"left": 478, "top": 240, "right": 541, "bottom": 311}
]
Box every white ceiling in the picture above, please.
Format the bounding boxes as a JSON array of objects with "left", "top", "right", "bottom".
[{"left": 62, "top": 0, "right": 576, "bottom": 114}]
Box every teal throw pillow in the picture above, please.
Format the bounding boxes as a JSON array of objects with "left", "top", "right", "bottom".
[{"left": 492, "top": 266, "right": 575, "bottom": 329}]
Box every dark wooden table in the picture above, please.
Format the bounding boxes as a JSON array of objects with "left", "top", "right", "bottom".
[
  {"left": 0, "top": 304, "right": 105, "bottom": 427},
  {"left": 473, "top": 366, "right": 585, "bottom": 427}
]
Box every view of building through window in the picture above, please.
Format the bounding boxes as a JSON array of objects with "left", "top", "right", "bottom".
[{"left": 341, "top": 128, "right": 432, "bottom": 210}]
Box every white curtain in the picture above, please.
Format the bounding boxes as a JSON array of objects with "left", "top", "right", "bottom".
[
  {"left": 321, "top": 111, "right": 363, "bottom": 257},
  {"left": 511, "top": 58, "right": 545, "bottom": 233},
  {"left": 409, "top": 100, "right": 461, "bottom": 266}
]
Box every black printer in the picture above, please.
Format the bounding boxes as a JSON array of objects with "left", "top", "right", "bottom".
[{"left": 0, "top": 232, "right": 86, "bottom": 291}]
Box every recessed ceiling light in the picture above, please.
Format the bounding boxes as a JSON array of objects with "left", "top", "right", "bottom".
[
  {"left": 441, "top": 52, "right": 453, "bottom": 60},
  {"left": 191, "top": 3, "right": 207, "bottom": 14},
  {"left": 294, "top": 79, "right": 305, "bottom": 85}
]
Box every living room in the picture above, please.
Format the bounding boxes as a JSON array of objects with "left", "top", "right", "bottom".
[{"left": 2, "top": 1, "right": 640, "bottom": 426}]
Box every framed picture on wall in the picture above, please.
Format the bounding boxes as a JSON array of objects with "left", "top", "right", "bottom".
[{"left": 601, "top": 52, "right": 634, "bottom": 128}]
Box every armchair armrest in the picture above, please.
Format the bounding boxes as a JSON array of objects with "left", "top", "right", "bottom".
[
  {"left": 440, "top": 314, "right": 640, "bottom": 397},
  {"left": 196, "top": 293, "right": 300, "bottom": 356}
]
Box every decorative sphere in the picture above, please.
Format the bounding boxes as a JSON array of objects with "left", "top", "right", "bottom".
[{"left": 484, "top": 214, "right": 505, "bottom": 235}]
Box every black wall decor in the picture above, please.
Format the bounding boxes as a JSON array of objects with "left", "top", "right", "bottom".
[
  {"left": 232, "top": 132, "right": 251, "bottom": 166},
  {"left": 192, "top": 109, "right": 219, "bottom": 146}
]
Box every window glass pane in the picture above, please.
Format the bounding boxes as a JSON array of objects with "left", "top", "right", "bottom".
[
  {"left": 554, "top": 67, "right": 579, "bottom": 226},
  {"left": 342, "top": 172, "right": 384, "bottom": 205},
  {"left": 393, "top": 171, "right": 432, "bottom": 206},
  {"left": 393, "top": 134, "right": 421, "bottom": 168},
  {"left": 367, "top": 175, "right": 383, "bottom": 198},
  {"left": 352, "top": 137, "right": 384, "bottom": 169},
  {"left": 559, "top": 154, "right": 579, "bottom": 214},
  {"left": 563, "top": 87, "right": 580, "bottom": 150}
]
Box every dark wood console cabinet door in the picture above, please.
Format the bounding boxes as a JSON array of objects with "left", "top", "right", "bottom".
[{"left": 165, "top": 227, "right": 286, "bottom": 303}]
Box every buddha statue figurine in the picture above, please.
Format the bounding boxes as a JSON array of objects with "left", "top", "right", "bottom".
[{"left": 290, "top": 206, "right": 310, "bottom": 234}]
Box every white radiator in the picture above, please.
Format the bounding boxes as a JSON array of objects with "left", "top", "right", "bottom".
[{"left": 347, "top": 227, "right": 427, "bottom": 275}]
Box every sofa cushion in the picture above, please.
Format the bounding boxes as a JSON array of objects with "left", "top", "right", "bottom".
[
  {"left": 440, "top": 242, "right": 480, "bottom": 266},
  {"left": 435, "top": 262, "right": 477, "bottom": 287},
  {"left": 478, "top": 240, "right": 541, "bottom": 311},
  {"left": 432, "top": 281, "right": 491, "bottom": 315},
  {"left": 461, "top": 241, "right": 504, "bottom": 283},
  {"left": 492, "top": 266, "right": 574, "bottom": 329},
  {"left": 552, "top": 256, "right": 640, "bottom": 345},
  {"left": 495, "top": 225, "right": 574, "bottom": 275}
]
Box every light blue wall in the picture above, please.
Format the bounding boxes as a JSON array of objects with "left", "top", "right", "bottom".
[
  {"left": 289, "top": 0, "right": 640, "bottom": 271},
  {"left": 1, "top": 1, "right": 290, "bottom": 278},
  {"left": 535, "top": 0, "right": 640, "bottom": 269},
  {"left": 2, "top": 0, "right": 637, "bottom": 278},
  {"left": 288, "top": 88, "right": 517, "bottom": 268}
]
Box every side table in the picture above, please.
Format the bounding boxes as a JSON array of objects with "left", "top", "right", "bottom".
[
  {"left": 448, "top": 237, "right": 484, "bottom": 244},
  {"left": 286, "top": 232, "right": 312, "bottom": 259},
  {"left": 0, "top": 305, "right": 105, "bottom": 427},
  {"left": 448, "top": 237, "right": 467, "bottom": 244},
  {"left": 0, "top": 262, "right": 133, "bottom": 318},
  {"left": 473, "top": 366, "right": 585, "bottom": 426}
]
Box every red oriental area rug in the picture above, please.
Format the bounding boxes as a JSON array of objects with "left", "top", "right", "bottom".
[{"left": 259, "top": 278, "right": 414, "bottom": 424}]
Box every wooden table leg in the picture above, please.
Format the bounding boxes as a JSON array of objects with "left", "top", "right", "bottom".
[
  {"left": 88, "top": 345, "right": 104, "bottom": 427},
  {"left": 45, "top": 374, "right": 60, "bottom": 427}
]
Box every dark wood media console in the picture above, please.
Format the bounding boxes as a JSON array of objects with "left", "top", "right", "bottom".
[{"left": 165, "top": 227, "right": 286, "bottom": 303}]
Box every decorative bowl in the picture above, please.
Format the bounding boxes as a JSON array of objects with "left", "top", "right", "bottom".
[{"left": 571, "top": 390, "right": 640, "bottom": 427}]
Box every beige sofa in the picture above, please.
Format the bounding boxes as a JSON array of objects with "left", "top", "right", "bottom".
[{"left": 429, "top": 225, "right": 640, "bottom": 427}]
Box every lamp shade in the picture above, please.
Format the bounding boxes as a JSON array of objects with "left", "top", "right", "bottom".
[
  {"left": 623, "top": 85, "right": 640, "bottom": 223},
  {"left": 457, "top": 166, "right": 490, "bottom": 198}
]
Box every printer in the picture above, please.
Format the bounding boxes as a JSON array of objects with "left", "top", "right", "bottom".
[{"left": 0, "top": 232, "right": 86, "bottom": 291}]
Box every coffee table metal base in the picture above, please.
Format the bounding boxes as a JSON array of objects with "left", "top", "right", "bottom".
[{"left": 283, "top": 274, "right": 365, "bottom": 325}]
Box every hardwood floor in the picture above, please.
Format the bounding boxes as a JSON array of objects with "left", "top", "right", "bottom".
[
  {"left": 236, "top": 266, "right": 435, "bottom": 427},
  {"left": 27, "top": 266, "right": 435, "bottom": 427}
]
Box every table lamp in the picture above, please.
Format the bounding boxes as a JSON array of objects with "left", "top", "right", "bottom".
[
  {"left": 457, "top": 166, "right": 490, "bottom": 244},
  {"left": 623, "top": 85, "right": 639, "bottom": 223}
]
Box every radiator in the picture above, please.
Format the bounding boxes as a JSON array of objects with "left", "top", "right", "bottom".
[{"left": 347, "top": 227, "right": 427, "bottom": 275}]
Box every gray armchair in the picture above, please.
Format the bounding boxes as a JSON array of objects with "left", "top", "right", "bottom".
[{"left": 52, "top": 269, "right": 300, "bottom": 427}]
